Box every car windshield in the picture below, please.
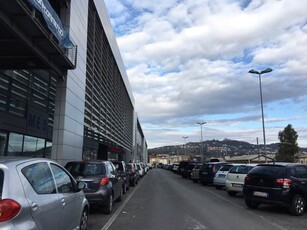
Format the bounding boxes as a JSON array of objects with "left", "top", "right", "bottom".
[{"left": 66, "top": 163, "right": 106, "bottom": 176}]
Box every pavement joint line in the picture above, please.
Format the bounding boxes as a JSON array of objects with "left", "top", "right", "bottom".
[{"left": 101, "top": 174, "right": 146, "bottom": 230}]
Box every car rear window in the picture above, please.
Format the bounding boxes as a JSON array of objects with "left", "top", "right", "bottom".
[
  {"left": 66, "top": 163, "right": 106, "bottom": 176},
  {"left": 201, "top": 164, "right": 213, "bottom": 171},
  {"left": 249, "top": 165, "right": 285, "bottom": 177},
  {"left": 229, "top": 165, "right": 254, "bottom": 174},
  {"left": 219, "top": 165, "right": 233, "bottom": 172}
]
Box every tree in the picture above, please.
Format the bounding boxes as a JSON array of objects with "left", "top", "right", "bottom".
[{"left": 275, "top": 124, "right": 299, "bottom": 162}]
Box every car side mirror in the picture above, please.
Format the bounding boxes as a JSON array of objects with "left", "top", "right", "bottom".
[{"left": 77, "top": 181, "right": 86, "bottom": 190}]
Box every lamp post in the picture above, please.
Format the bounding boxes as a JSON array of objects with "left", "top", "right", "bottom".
[
  {"left": 197, "top": 122, "right": 206, "bottom": 162},
  {"left": 182, "top": 136, "right": 189, "bottom": 156},
  {"left": 249, "top": 68, "right": 273, "bottom": 163}
]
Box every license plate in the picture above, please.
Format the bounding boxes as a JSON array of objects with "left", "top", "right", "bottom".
[
  {"left": 218, "top": 174, "right": 225, "bottom": 178},
  {"left": 253, "top": 191, "right": 268, "bottom": 197},
  {"left": 202, "top": 172, "right": 208, "bottom": 175},
  {"left": 232, "top": 183, "right": 242, "bottom": 187}
]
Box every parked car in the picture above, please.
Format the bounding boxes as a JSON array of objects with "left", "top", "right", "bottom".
[
  {"left": 0, "top": 157, "right": 89, "bottom": 230},
  {"left": 178, "top": 161, "right": 189, "bottom": 176},
  {"left": 172, "top": 163, "right": 179, "bottom": 173},
  {"left": 199, "top": 162, "right": 228, "bottom": 185},
  {"left": 127, "top": 163, "right": 139, "bottom": 186},
  {"left": 225, "top": 164, "right": 257, "bottom": 196},
  {"left": 65, "top": 160, "right": 123, "bottom": 214},
  {"left": 243, "top": 163, "right": 307, "bottom": 216},
  {"left": 191, "top": 163, "right": 203, "bottom": 183},
  {"left": 213, "top": 164, "right": 236, "bottom": 189},
  {"left": 111, "top": 160, "right": 130, "bottom": 194},
  {"left": 183, "top": 161, "right": 202, "bottom": 179},
  {"left": 135, "top": 163, "right": 145, "bottom": 178}
]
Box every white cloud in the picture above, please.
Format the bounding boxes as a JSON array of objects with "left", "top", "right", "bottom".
[{"left": 106, "top": 0, "right": 307, "bottom": 148}]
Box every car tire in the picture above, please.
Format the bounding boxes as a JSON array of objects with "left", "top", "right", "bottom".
[
  {"left": 102, "top": 194, "right": 113, "bottom": 214},
  {"left": 79, "top": 208, "right": 89, "bottom": 230},
  {"left": 245, "top": 199, "right": 259, "bottom": 209},
  {"left": 131, "top": 179, "right": 136, "bottom": 187},
  {"left": 289, "top": 194, "right": 305, "bottom": 216},
  {"left": 192, "top": 179, "right": 198, "bottom": 183},
  {"left": 215, "top": 186, "right": 223, "bottom": 190},
  {"left": 117, "top": 188, "right": 123, "bottom": 202},
  {"left": 227, "top": 191, "right": 237, "bottom": 197}
]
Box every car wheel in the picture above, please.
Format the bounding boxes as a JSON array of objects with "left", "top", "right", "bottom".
[
  {"left": 227, "top": 191, "right": 237, "bottom": 197},
  {"left": 131, "top": 179, "right": 136, "bottom": 187},
  {"left": 215, "top": 186, "right": 222, "bottom": 190},
  {"left": 102, "top": 194, "right": 113, "bottom": 214},
  {"left": 245, "top": 199, "right": 259, "bottom": 209},
  {"left": 289, "top": 194, "right": 305, "bottom": 216},
  {"left": 80, "top": 208, "right": 88, "bottom": 230},
  {"left": 126, "top": 182, "right": 130, "bottom": 191},
  {"left": 117, "top": 188, "right": 123, "bottom": 202},
  {"left": 192, "top": 179, "right": 198, "bottom": 183}
]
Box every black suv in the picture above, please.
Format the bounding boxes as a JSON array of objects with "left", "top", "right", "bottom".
[
  {"left": 243, "top": 163, "right": 307, "bottom": 216},
  {"left": 111, "top": 160, "right": 130, "bottom": 194},
  {"left": 199, "top": 162, "right": 227, "bottom": 185}
]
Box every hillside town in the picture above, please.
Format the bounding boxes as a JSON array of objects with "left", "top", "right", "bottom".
[{"left": 148, "top": 139, "right": 307, "bottom": 165}]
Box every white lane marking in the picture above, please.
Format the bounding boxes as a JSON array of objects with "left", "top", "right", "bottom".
[
  {"left": 184, "top": 215, "right": 207, "bottom": 229},
  {"left": 101, "top": 178, "right": 144, "bottom": 230}
]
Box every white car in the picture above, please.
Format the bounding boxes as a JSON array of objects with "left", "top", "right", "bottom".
[
  {"left": 213, "top": 164, "right": 238, "bottom": 189},
  {"left": 225, "top": 164, "right": 257, "bottom": 196}
]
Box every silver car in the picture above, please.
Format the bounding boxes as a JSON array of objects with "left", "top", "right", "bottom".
[{"left": 0, "top": 157, "right": 89, "bottom": 230}]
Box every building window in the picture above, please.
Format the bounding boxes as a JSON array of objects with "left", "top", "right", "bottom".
[
  {"left": 8, "top": 133, "right": 23, "bottom": 155},
  {"left": 23, "top": 136, "right": 45, "bottom": 157}
]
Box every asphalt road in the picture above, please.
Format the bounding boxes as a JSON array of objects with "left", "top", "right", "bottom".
[{"left": 88, "top": 168, "right": 307, "bottom": 230}]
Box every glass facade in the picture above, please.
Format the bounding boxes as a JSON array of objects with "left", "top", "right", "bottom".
[
  {"left": 0, "top": 69, "right": 57, "bottom": 157},
  {"left": 6, "top": 132, "right": 51, "bottom": 157}
]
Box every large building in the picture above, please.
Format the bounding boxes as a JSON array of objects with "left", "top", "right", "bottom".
[{"left": 0, "top": 0, "right": 147, "bottom": 165}]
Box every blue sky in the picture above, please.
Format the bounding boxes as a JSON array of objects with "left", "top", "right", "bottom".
[{"left": 104, "top": 0, "right": 307, "bottom": 148}]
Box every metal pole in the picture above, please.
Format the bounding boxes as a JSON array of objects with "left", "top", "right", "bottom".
[
  {"left": 197, "top": 122, "right": 206, "bottom": 162},
  {"left": 258, "top": 73, "right": 267, "bottom": 163}
]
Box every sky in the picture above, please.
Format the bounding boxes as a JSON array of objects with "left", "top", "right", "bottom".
[{"left": 104, "top": 0, "right": 307, "bottom": 149}]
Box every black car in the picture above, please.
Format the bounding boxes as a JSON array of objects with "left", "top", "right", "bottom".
[
  {"left": 183, "top": 161, "right": 202, "bottom": 179},
  {"left": 199, "top": 162, "right": 228, "bottom": 185},
  {"left": 243, "top": 163, "right": 307, "bottom": 216},
  {"left": 178, "top": 161, "right": 189, "bottom": 176},
  {"left": 111, "top": 160, "right": 130, "bottom": 194},
  {"left": 65, "top": 160, "right": 123, "bottom": 214},
  {"left": 127, "top": 163, "right": 139, "bottom": 186}
]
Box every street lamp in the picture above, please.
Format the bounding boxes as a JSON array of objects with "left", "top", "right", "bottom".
[
  {"left": 182, "top": 136, "right": 189, "bottom": 156},
  {"left": 249, "top": 68, "right": 273, "bottom": 163},
  {"left": 197, "top": 122, "right": 206, "bottom": 162}
]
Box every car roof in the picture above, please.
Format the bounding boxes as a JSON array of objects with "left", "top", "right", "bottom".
[
  {"left": 256, "top": 162, "right": 298, "bottom": 167},
  {"left": 204, "top": 162, "right": 226, "bottom": 165}
]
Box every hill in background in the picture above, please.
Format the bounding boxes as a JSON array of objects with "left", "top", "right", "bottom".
[{"left": 148, "top": 139, "right": 307, "bottom": 158}]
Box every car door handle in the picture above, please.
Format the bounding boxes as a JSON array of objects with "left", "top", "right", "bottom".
[
  {"left": 31, "top": 202, "right": 38, "bottom": 211},
  {"left": 61, "top": 198, "right": 66, "bottom": 207}
]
